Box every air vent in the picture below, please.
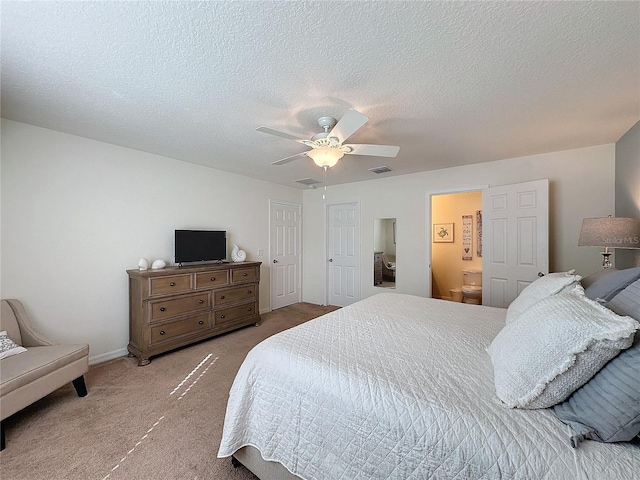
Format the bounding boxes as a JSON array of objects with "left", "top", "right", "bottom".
[
  {"left": 368, "top": 166, "right": 392, "bottom": 174},
  {"left": 295, "top": 178, "right": 321, "bottom": 186}
]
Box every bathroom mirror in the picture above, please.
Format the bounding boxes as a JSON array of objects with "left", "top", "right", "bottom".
[{"left": 374, "top": 218, "right": 396, "bottom": 289}]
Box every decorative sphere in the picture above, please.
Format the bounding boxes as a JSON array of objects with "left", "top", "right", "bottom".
[{"left": 151, "top": 259, "right": 166, "bottom": 269}]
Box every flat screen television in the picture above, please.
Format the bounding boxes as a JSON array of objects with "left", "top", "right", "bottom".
[{"left": 175, "top": 230, "right": 227, "bottom": 264}]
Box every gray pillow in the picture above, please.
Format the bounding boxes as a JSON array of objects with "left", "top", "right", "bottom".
[
  {"left": 581, "top": 267, "right": 619, "bottom": 289},
  {"left": 607, "top": 278, "right": 640, "bottom": 321},
  {"left": 553, "top": 332, "right": 640, "bottom": 447},
  {"left": 583, "top": 267, "right": 640, "bottom": 302}
]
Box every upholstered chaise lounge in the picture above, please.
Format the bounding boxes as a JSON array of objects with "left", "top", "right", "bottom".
[{"left": 0, "top": 299, "right": 89, "bottom": 450}]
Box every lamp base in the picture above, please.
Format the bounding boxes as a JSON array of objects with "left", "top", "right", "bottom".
[{"left": 601, "top": 251, "right": 612, "bottom": 269}]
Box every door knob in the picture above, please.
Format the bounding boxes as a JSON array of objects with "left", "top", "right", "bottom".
[
  {"left": 328, "top": 258, "right": 333, "bottom": 262},
  {"left": 273, "top": 259, "right": 278, "bottom": 263}
]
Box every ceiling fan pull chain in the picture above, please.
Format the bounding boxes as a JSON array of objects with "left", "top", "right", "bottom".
[{"left": 323, "top": 166, "right": 328, "bottom": 200}]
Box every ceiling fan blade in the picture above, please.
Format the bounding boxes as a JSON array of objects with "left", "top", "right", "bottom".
[
  {"left": 345, "top": 144, "right": 400, "bottom": 157},
  {"left": 329, "top": 110, "right": 369, "bottom": 143},
  {"left": 270, "top": 152, "right": 309, "bottom": 166},
  {"left": 257, "top": 126, "right": 308, "bottom": 144}
]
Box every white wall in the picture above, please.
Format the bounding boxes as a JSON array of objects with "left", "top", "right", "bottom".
[
  {"left": 615, "top": 120, "right": 640, "bottom": 268},
  {"left": 302, "top": 144, "right": 615, "bottom": 304},
  {"left": 1, "top": 120, "right": 302, "bottom": 363}
]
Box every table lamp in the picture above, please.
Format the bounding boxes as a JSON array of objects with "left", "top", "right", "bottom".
[{"left": 578, "top": 216, "right": 640, "bottom": 268}]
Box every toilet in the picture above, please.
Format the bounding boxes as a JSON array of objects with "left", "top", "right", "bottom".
[{"left": 462, "top": 270, "right": 482, "bottom": 304}]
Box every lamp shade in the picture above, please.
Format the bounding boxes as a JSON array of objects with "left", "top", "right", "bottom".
[
  {"left": 578, "top": 217, "right": 640, "bottom": 249},
  {"left": 307, "top": 147, "right": 344, "bottom": 168}
]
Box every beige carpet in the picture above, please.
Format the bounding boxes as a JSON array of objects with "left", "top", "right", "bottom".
[{"left": 0, "top": 302, "right": 338, "bottom": 480}]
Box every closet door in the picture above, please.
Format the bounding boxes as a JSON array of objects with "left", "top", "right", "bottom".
[
  {"left": 482, "top": 179, "right": 549, "bottom": 307},
  {"left": 327, "top": 202, "right": 360, "bottom": 307}
]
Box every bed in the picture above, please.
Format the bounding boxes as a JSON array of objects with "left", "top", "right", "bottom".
[{"left": 218, "top": 291, "right": 640, "bottom": 479}]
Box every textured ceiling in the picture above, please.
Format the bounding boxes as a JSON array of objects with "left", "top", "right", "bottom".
[{"left": 2, "top": 1, "right": 639, "bottom": 188}]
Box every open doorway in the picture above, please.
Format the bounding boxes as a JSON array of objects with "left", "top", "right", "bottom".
[{"left": 430, "top": 190, "right": 483, "bottom": 303}]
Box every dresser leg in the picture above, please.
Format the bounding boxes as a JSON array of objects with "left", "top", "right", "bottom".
[{"left": 138, "top": 357, "right": 151, "bottom": 366}]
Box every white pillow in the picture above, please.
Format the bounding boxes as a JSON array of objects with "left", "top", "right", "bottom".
[
  {"left": 505, "top": 270, "right": 582, "bottom": 323},
  {"left": 488, "top": 290, "right": 638, "bottom": 409},
  {"left": 0, "top": 330, "right": 27, "bottom": 359}
]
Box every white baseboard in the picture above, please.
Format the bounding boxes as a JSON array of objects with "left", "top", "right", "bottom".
[{"left": 89, "top": 347, "right": 128, "bottom": 365}]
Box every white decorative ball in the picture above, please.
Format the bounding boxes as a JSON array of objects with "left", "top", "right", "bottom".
[
  {"left": 151, "top": 259, "right": 166, "bottom": 269},
  {"left": 138, "top": 258, "right": 149, "bottom": 270}
]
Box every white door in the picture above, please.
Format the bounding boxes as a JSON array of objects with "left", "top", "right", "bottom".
[
  {"left": 270, "top": 201, "right": 301, "bottom": 310},
  {"left": 327, "top": 202, "right": 360, "bottom": 307},
  {"left": 482, "top": 179, "right": 549, "bottom": 307}
]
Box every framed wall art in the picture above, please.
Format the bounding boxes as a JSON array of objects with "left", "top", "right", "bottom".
[
  {"left": 433, "top": 223, "right": 454, "bottom": 243},
  {"left": 462, "top": 214, "right": 472, "bottom": 260}
]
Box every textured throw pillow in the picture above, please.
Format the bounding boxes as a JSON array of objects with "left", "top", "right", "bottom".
[
  {"left": 488, "top": 290, "right": 638, "bottom": 409},
  {"left": 505, "top": 270, "right": 582, "bottom": 323},
  {"left": 0, "top": 330, "right": 27, "bottom": 359},
  {"left": 607, "top": 278, "right": 640, "bottom": 322},
  {"left": 553, "top": 332, "right": 640, "bottom": 447},
  {"left": 584, "top": 267, "right": 640, "bottom": 303}
]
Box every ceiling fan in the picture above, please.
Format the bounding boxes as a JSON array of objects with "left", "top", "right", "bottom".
[{"left": 257, "top": 109, "right": 400, "bottom": 168}]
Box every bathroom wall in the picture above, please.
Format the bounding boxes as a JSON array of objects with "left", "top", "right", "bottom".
[{"left": 431, "top": 191, "right": 483, "bottom": 299}]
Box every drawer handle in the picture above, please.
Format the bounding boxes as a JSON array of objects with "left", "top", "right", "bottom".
[
  {"left": 243, "top": 273, "right": 248, "bottom": 277},
  {"left": 220, "top": 314, "right": 225, "bottom": 319},
  {"left": 199, "top": 299, "right": 204, "bottom": 304},
  {"left": 247, "top": 290, "right": 252, "bottom": 294},
  {"left": 198, "top": 320, "right": 204, "bottom": 325},
  {"left": 170, "top": 282, "right": 176, "bottom": 286},
  {"left": 160, "top": 307, "right": 166, "bottom": 312},
  {"left": 211, "top": 277, "right": 216, "bottom": 281},
  {"left": 159, "top": 330, "right": 165, "bottom": 335},
  {"left": 220, "top": 295, "right": 225, "bottom": 299},
  {"left": 247, "top": 307, "right": 252, "bottom": 312}
]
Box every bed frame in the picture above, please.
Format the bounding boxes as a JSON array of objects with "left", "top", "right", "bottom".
[{"left": 232, "top": 446, "right": 300, "bottom": 480}]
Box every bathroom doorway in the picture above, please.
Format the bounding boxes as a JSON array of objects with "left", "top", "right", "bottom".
[{"left": 429, "top": 190, "right": 483, "bottom": 301}]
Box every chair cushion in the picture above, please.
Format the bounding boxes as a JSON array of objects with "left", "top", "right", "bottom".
[{"left": 0, "top": 344, "right": 89, "bottom": 396}]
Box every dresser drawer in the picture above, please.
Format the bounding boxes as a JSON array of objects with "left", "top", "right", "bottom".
[
  {"left": 232, "top": 267, "right": 258, "bottom": 283},
  {"left": 215, "top": 284, "right": 256, "bottom": 305},
  {"left": 150, "top": 292, "right": 210, "bottom": 321},
  {"left": 150, "top": 274, "right": 192, "bottom": 296},
  {"left": 215, "top": 303, "right": 257, "bottom": 326},
  {"left": 150, "top": 314, "right": 210, "bottom": 344},
  {"left": 195, "top": 270, "right": 229, "bottom": 289}
]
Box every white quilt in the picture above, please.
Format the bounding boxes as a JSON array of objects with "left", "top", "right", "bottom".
[{"left": 218, "top": 293, "right": 639, "bottom": 479}]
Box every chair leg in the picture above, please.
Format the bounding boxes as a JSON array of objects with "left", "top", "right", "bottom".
[
  {"left": 1, "top": 421, "right": 5, "bottom": 451},
  {"left": 72, "top": 376, "right": 88, "bottom": 397}
]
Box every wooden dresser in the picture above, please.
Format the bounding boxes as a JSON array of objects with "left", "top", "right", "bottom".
[{"left": 127, "top": 262, "right": 261, "bottom": 365}]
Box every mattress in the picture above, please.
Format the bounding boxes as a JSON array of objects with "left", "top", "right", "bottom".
[{"left": 218, "top": 293, "right": 639, "bottom": 479}]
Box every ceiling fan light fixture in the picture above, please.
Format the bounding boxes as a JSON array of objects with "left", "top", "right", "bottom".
[{"left": 307, "top": 147, "right": 343, "bottom": 168}]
